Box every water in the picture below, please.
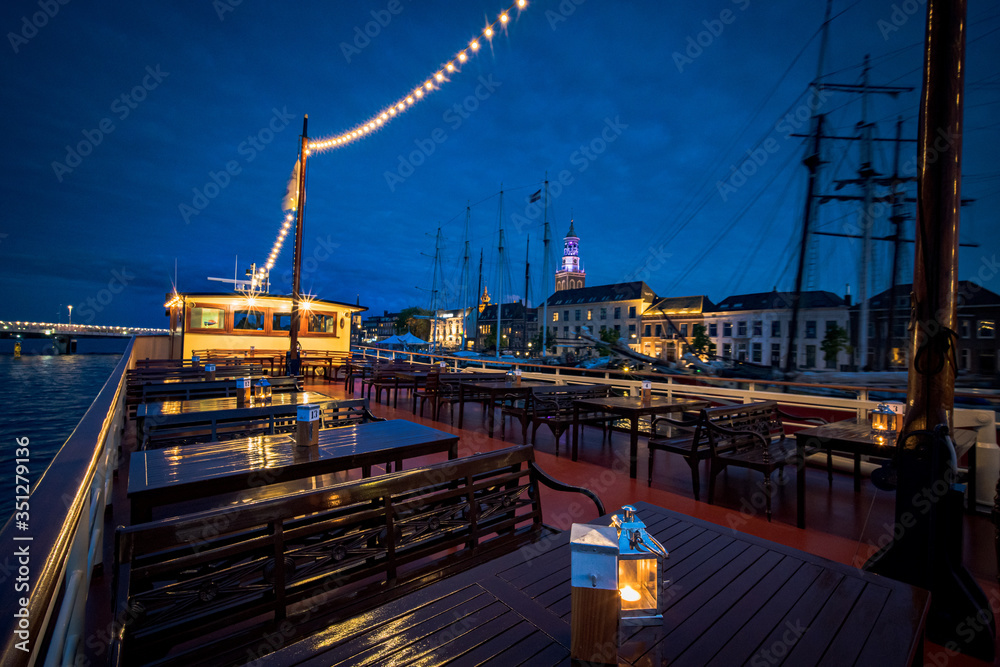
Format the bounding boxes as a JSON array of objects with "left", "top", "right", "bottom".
[{"left": 1, "top": 354, "right": 122, "bottom": 526}]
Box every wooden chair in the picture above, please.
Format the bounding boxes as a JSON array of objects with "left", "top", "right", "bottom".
[
  {"left": 412, "top": 372, "right": 455, "bottom": 421},
  {"left": 704, "top": 401, "right": 798, "bottom": 522}
]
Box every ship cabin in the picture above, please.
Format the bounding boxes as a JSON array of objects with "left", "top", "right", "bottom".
[{"left": 164, "top": 291, "right": 365, "bottom": 359}]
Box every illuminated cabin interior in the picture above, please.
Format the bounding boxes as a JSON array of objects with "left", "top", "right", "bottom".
[{"left": 164, "top": 292, "right": 366, "bottom": 359}]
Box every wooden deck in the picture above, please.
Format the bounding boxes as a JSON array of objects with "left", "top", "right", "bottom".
[{"left": 84, "top": 373, "right": 1000, "bottom": 666}]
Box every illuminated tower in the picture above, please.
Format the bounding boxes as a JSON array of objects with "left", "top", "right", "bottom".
[{"left": 554, "top": 219, "right": 585, "bottom": 292}]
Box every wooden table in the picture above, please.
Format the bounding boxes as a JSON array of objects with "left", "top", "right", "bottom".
[
  {"left": 128, "top": 419, "right": 459, "bottom": 523},
  {"left": 794, "top": 418, "right": 897, "bottom": 529},
  {"left": 572, "top": 396, "right": 708, "bottom": 478},
  {"left": 261, "top": 501, "right": 928, "bottom": 666},
  {"left": 135, "top": 390, "right": 334, "bottom": 441},
  {"left": 457, "top": 380, "right": 552, "bottom": 438}
]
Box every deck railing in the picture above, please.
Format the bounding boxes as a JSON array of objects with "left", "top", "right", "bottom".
[{"left": 0, "top": 338, "right": 140, "bottom": 667}]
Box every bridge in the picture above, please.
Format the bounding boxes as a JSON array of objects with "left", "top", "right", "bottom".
[{"left": 1, "top": 320, "right": 169, "bottom": 354}]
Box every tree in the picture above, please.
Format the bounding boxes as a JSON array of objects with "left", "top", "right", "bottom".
[
  {"left": 395, "top": 306, "right": 431, "bottom": 340},
  {"left": 821, "top": 324, "right": 849, "bottom": 368},
  {"left": 598, "top": 326, "right": 620, "bottom": 357},
  {"left": 530, "top": 326, "right": 556, "bottom": 355},
  {"left": 687, "top": 324, "right": 716, "bottom": 360}
]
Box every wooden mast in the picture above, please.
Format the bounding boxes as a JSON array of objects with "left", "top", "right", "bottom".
[{"left": 288, "top": 114, "right": 308, "bottom": 374}]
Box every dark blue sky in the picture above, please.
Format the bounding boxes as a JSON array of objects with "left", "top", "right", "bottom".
[{"left": 2, "top": 1, "right": 998, "bottom": 327}]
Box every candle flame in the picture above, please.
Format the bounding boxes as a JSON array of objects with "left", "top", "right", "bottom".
[{"left": 620, "top": 586, "right": 641, "bottom": 602}]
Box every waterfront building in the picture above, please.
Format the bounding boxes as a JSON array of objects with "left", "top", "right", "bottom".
[
  {"left": 542, "top": 281, "right": 657, "bottom": 357},
  {"left": 430, "top": 308, "right": 474, "bottom": 350},
  {"left": 474, "top": 302, "right": 536, "bottom": 355},
  {"left": 861, "top": 281, "right": 999, "bottom": 375},
  {"left": 361, "top": 310, "right": 399, "bottom": 343},
  {"left": 638, "top": 295, "right": 715, "bottom": 361},
  {"left": 702, "top": 290, "right": 850, "bottom": 370}
]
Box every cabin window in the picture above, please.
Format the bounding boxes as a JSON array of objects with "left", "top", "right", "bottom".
[
  {"left": 190, "top": 306, "right": 225, "bottom": 330},
  {"left": 234, "top": 309, "right": 266, "bottom": 331},
  {"left": 272, "top": 313, "right": 292, "bottom": 332},
  {"left": 308, "top": 313, "right": 337, "bottom": 334}
]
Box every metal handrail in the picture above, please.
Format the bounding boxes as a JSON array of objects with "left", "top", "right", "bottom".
[{"left": 0, "top": 337, "right": 134, "bottom": 667}]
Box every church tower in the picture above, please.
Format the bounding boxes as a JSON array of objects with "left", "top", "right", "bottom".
[{"left": 554, "top": 219, "right": 585, "bottom": 292}]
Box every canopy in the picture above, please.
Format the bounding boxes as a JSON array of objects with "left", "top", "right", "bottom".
[
  {"left": 397, "top": 332, "right": 429, "bottom": 346},
  {"left": 374, "top": 335, "right": 405, "bottom": 346}
]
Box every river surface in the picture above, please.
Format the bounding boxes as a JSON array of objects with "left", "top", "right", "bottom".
[{"left": 1, "top": 354, "right": 121, "bottom": 526}]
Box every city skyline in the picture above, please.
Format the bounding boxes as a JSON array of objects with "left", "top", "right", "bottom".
[{"left": 2, "top": 1, "right": 998, "bottom": 327}]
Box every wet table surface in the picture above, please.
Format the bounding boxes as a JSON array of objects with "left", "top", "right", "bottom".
[{"left": 260, "top": 500, "right": 928, "bottom": 666}]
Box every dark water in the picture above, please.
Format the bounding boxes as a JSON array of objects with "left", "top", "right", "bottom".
[{"left": 1, "top": 354, "right": 121, "bottom": 526}]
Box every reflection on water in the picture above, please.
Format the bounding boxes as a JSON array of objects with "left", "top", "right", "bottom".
[{"left": 0, "top": 354, "right": 121, "bottom": 525}]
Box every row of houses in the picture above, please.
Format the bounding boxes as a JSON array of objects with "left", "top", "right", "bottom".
[{"left": 358, "top": 279, "right": 999, "bottom": 375}]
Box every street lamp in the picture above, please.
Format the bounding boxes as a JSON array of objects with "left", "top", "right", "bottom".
[{"left": 68, "top": 305, "right": 72, "bottom": 325}]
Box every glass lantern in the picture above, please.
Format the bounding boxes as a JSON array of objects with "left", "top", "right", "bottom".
[
  {"left": 870, "top": 402, "right": 896, "bottom": 445},
  {"left": 613, "top": 506, "right": 668, "bottom": 625}
]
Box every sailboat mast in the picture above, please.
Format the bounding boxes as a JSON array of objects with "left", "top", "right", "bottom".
[
  {"left": 430, "top": 226, "right": 442, "bottom": 353},
  {"left": 524, "top": 237, "right": 530, "bottom": 356},
  {"left": 475, "top": 249, "right": 483, "bottom": 351},
  {"left": 858, "top": 55, "right": 874, "bottom": 370},
  {"left": 541, "top": 177, "right": 551, "bottom": 356},
  {"left": 496, "top": 187, "right": 504, "bottom": 360},
  {"left": 885, "top": 117, "right": 905, "bottom": 370},
  {"left": 289, "top": 114, "right": 309, "bottom": 373},
  {"left": 461, "top": 204, "right": 471, "bottom": 350}
]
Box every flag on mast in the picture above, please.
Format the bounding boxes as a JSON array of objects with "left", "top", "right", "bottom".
[{"left": 529, "top": 189, "right": 541, "bottom": 203}]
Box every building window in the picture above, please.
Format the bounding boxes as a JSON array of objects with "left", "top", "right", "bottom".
[
  {"left": 960, "top": 320, "right": 970, "bottom": 338},
  {"left": 680, "top": 323, "right": 688, "bottom": 337},
  {"left": 826, "top": 320, "right": 838, "bottom": 335},
  {"left": 563, "top": 326, "right": 569, "bottom": 335},
  {"left": 628, "top": 324, "right": 636, "bottom": 338},
  {"left": 825, "top": 350, "right": 836, "bottom": 369},
  {"left": 644, "top": 324, "right": 651, "bottom": 337},
  {"left": 770, "top": 343, "right": 781, "bottom": 365},
  {"left": 980, "top": 350, "right": 997, "bottom": 374},
  {"left": 737, "top": 321, "right": 747, "bottom": 337},
  {"left": 960, "top": 348, "right": 970, "bottom": 370},
  {"left": 600, "top": 308, "right": 607, "bottom": 320},
  {"left": 614, "top": 324, "right": 621, "bottom": 333},
  {"left": 771, "top": 320, "right": 781, "bottom": 338},
  {"left": 892, "top": 320, "right": 906, "bottom": 340},
  {"left": 552, "top": 312, "right": 559, "bottom": 322},
  {"left": 752, "top": 342, "right": 762, "bottom": 363},
  {"left": 190, "top": 306, "right": 225, "bottom": 330},
  {"left": 752, "top": 320, "right": 762, "bottom": 337},
  {"left": 978, "top": 320, "right": 995, "bottom": 338},
  {"left": 805, "top": 345, "right": 817, "bottom": 367},
  {"left": 563, "top": 310, "right": 569, "bottom": 322},
  {"left": 233, "top": 310, "right": 266, "bottom": 331},
  {"left": 723, "top": 343, "right": 732, "bottom": 358},
  {"left": 272, "top": 313, "right": 292, "bottom": 332},
  {"left": 307, "top": 313, "right": 337, "bottom": 334},
  {"left": 575, "top": 310, "right": 581, "bottom": 321},
  {"left": 805, "top": 321, "right": 817, "bottom": 339},
  {"left": 737, "top": 343, "right": 747, "bottom": 361},
  {"left": 587, "top": 309, "right": 592, "bottom": 320},
  {"left": 614, "top": 307, "right": 622, "bottom": 319},
  {"left": 628, "top": 306, "right": 637, "bottom": 318},
  {"left": 723, "top": 322, "right": 732, "bottom": 337},
  {"left": 655, "top": 324, "right": 662, "bottom": 337},
  {"left": 709, "top": 322, "right": 718, "bottom": 337}
]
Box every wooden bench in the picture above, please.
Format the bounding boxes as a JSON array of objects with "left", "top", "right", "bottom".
[
  {"left": 111, "top": 444, "right": 604, "bottom": 666},
  {"left": 648, "top": 400, "right": 826, "bottom": 515},
  {"left": 141, "top": 397, "right": 380, "bottom": 450}
]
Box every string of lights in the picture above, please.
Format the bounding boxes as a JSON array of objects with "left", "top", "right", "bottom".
[{"left": 257, "top": 0, "right": 529, "bottom": 281}]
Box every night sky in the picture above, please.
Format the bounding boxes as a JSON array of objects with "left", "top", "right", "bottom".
[{"left": 2, "top": 1, "right": 998, "bottom": 328}]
